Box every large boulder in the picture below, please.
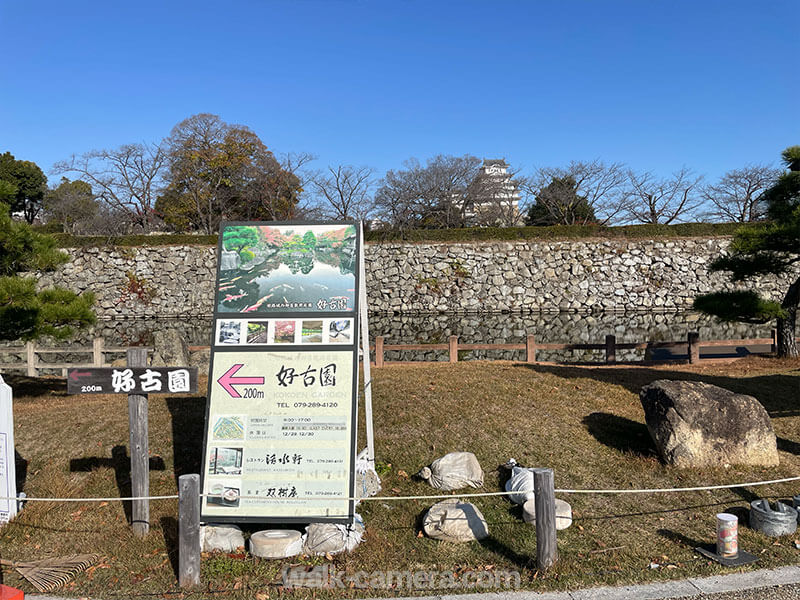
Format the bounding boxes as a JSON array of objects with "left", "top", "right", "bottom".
[
  {"left": 151, "top": 329, "right": 191, "bottom": 367},
  {"left": 639, "top": 380, "right": 778, "bottom": 467}
]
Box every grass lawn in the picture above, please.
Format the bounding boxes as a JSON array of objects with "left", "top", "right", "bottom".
[{"left": 1, "top": 357, "right": 799, "bottom": 598}]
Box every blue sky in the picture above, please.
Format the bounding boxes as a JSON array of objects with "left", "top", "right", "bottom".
[{"left": 1, "top": 0, "right": 796, "bottom": 185}]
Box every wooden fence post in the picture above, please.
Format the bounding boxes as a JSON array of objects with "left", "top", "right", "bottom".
[
  {"left": 526, "top": 334, "right": 537, "bottom": 363},
  {"left": 533, "top": 468, "right": 557, "bottom": 570},
  {"left": 25, "top": 342, "right": 36, "bottom": 377},
  {"left": 687, "top": 331, "right": 700, "bottom": 364},
  {"left": 127, "top": 348, "right": 150, "bottom": 536},
  {"left": 93, "top": 337, "right": 105, "bottom": 366},
  {"left": 178, "top": 474, "right": 201, "bottom": 587},
  {"left": 448, "top": 336, "right": 458, "bottom": 363},
  {"left": 375, "top": 336, "right": 384, "bottom": 368},
  {"left": 605, "top": 334, "right": 616, "bottom": 364}
]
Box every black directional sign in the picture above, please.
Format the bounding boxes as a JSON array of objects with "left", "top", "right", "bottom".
[{"left": 67, "top": 367, "right": 198, "bottom": 395}]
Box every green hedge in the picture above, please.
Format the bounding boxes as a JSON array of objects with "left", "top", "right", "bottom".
[
  {"left": 53, "top": 222, "right": 760, "bottom": 248},
  {"left": 365, "top": 222, "right": 761, "bottom": 242},
  {"left": 54, "top": 233, "right": 219, "bottom": 248}
]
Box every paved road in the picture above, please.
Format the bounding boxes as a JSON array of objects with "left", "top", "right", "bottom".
[{"left": 675, "top": 582, "right": 800, "bottom": 599}]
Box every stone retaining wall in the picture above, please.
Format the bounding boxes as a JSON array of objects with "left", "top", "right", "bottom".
[{"left": 34, "top": 238, "right": 793, "bottom": 318}]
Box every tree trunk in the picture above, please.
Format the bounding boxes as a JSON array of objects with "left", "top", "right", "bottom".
[{"left": 777, "top": 277, "right": 800, "bottom": 358}]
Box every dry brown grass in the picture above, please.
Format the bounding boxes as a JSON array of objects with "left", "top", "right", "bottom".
[{"left": 1, "top": 356, "right": 799, "bottom": 598}]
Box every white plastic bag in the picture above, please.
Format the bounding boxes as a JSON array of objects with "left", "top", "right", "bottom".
[
  {"left": 302, "top": 514, "right": 365, "bottom": 555},
  {"left": 418, "top": 452, "right": 483, "bottom": 491},
  {"left": 505, "top": 465, "right": 536, "bottom": 505},
  {"left": 423, "top": 499, "right": 489, "bottom": 542}
]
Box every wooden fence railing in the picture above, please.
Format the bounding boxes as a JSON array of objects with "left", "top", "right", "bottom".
[
  {"left": 0, "top": 339, "right": 153, "bottom": 377},
  {"left": 373, "top": 331, "right": 780, "bottom": 367},
  {"left": 0, "top": 331, "right": 784, "bottom": 376}
]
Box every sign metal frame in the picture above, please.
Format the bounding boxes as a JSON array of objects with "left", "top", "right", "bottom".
[{"left": 200, "top": 220, "right": 361, "bottom": 524}]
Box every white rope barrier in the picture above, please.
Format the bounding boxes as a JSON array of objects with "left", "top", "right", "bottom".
[
  {"left": 555, "top": 475, "right": 800, "bottom": 494},
  {"left": 1, "top": 474, "right": 797, "bottom": 504},
  {"left": 0, "top": 494, "right": 179, "bottom": 502}
]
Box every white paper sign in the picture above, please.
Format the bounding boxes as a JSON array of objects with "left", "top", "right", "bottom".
[{"left": 0, "top": 375, "right": 17, "bottom": 524}]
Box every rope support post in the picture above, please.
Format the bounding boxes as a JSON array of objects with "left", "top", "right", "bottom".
[
  {"left": 533, "top": 468, "right": 557, "bottom": 570},
  {"left": 605, "top": 334, "right": 616, "bottom": 364},
  {"left": 178, "top": 474, "right": 201, "bottom": 588},
  {"left": 688, "top": 331, "right": 700, "bottom": 363}
]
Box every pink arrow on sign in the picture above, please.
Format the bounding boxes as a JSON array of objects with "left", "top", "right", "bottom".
[
  {"left": 68, "top": 370, "right": 92, "bottom": 382},
  {"left": 217, "top": 364, "right": 265, "bottom": 398}
]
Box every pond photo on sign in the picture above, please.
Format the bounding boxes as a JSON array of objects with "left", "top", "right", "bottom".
[{"left": 217, "top": 224, "right": 357, "bottom": 314}]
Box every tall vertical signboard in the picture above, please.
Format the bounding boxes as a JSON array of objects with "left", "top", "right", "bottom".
[
  {"left": 201, "top": 222, "right": 360, "bottom": 523},
  {"left": 0, "top": 375, "right": 17, "bottom": 524}
]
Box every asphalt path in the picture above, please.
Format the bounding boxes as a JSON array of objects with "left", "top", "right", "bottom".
[{"left": 675, "top": 582, "right": 800, "bottom": 599}]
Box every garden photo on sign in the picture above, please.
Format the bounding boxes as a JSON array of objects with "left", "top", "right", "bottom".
[{"left": 217, "top": 224, "right": 357, "bottom": 314}]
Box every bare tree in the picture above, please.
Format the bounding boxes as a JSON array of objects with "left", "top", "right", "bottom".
[
  {"left": 53, "top": 142, "right": 167, "bottom": 232},
  {"left": 310, "top": 165, "right": 376, "bottom": 220},
  {"left": 271, "top": 151, "right": 318, "bottom": 220},
  {"left": 520, "top": 160, "right": 629, "bottom": 225},
  {"left": 701, "top": 164, "right": 781, "bottom": 222},
  {"left": 375, "top": 155, "right": 482, "bottom": 231},
  {"left": 623, "top": 167, "right": 704, "bottom": 224}
]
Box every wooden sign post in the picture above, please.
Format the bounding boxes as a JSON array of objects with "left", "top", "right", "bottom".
[
  {"left": 67, "top": 362, "right": 198, "bottom": 536},
  {"left": 127, "top": 348, "right": 150, "bottom": 536}
]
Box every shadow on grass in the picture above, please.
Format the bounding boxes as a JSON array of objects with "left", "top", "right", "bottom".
[
  {"left": 1, "top": 374, "right": 67, "bottom": 397},
  {"left": 576, "top": 498, "right": 745, "bottom": 522},
  {"left": 166, "top": 396, "right": 205, "bottom": 482},
  {"left": 657, "top": 528, "right": 704, "bottom": 550},
  {"left": 415, "top": 505, "right": 533, "bottom": 569},
  {"left": 777, "top": 436, "right": 800, "bottom": 455},
  {"left": 582, "top": 412, "right": 656, "bottom": 457},
  {"left": 513, "top": 363, "right": 800, "bottom": 419},
  {"left": 729, "top": 486, "right": 760, "bottom": 504},
  {"left": 160, "top": 516, "right": 179, "bottom": 579},
  {"left": 70, "top": 445, "right": 165, "bottom": 524},
  {"left": 15, "top": 449, "right": 27, "bottom": 494},
  {"left": 479, "top": 536, "right": 534, "bottom": 570}
]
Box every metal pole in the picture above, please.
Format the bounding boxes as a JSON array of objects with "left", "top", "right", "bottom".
[{"left": 358, "top": 222, "right": 376, "bottom": 470}]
